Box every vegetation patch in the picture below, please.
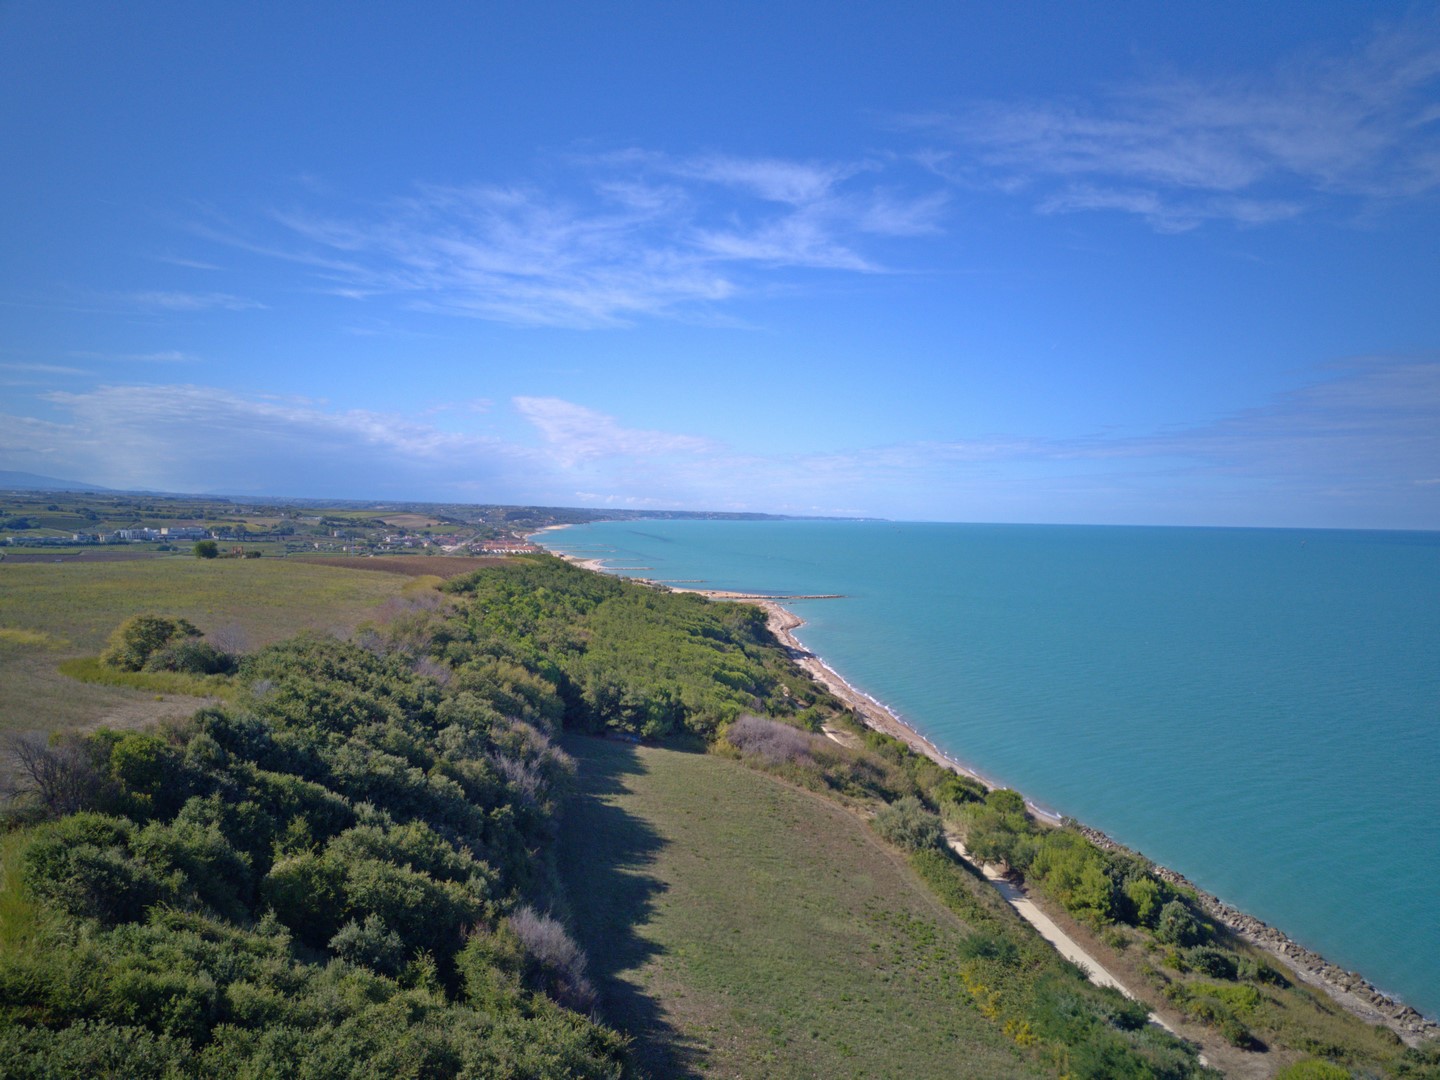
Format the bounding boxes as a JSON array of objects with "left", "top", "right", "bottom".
[
  {"left": 1, "top": 631, "right": 629, "bottom": 1076},
  {"left": 0, "top": 628, "right": 64, "bottom": 649},
  {"left": 298, "top": 555, "right": 509, "bottom": 577},
  {"left": 57, "top": 657, "right": 237, "bottom": 701}
]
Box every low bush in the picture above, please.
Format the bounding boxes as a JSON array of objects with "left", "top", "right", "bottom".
[
  {"left": 1184, "top": 944, "right": 1238, "bottom": 980},
  {"left": 21, "top": 813, "right": 175, "bottom": 925},
  {"left": 99, "top": 614, "right": 201, "bottom": 672},
  {"left": 724, "top": 714, "right": 815, "bottom": 764},
  {"left": 508, "top": 905, "right": 595, "bottom": 1013},
  {"left": 143, "top": 640, "right": 237, "bottom": 676},
  {"left": 1155, "top": 899, "right": 1207, "bottom": 947},
  {"left": 873, "top": 795, "right": 945, "bottom": 852},
  {"left": 330, "top": 913, "right": 406, "bottom": 976}
]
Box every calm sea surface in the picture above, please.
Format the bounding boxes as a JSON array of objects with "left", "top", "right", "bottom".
[{"left": 538, "top": 519, "right": 1440, "bottom": 1016}]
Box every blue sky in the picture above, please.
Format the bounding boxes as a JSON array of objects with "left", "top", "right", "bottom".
[{"left": 2, "top": 2, "right": 1438, "bottom": 527}]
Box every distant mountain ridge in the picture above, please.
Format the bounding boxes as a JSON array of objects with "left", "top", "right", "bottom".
[{"left": 0, "top": 471, "right": 111, "bottom": 492}]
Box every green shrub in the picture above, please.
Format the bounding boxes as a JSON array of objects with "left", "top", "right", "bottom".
[
  {"left": 132, "top": 817, "right": 253, "bottom": 921},
  {"left": 457, "top": 923, "right": 527, "bottom": 1011},
  {"left": 261, "top": 850, "right": 347, "bottom": 947},
  {"left": 873, "top": 795, "right": 945, "bottom": 852},
  {"left": 144, "top": 639, "right": 237, "bottom": 676},
  {"left": 932, "top": 772, "right": 988, "bottom": 808},
  {"left": 1122, "top": 875, "right": 1162, "bottom": 926},
  {"left": 22, "top": 813, "right": 176, "bottom": 924},
  {"left": 1184, "top": 944, "right": 1238, "bottom": 980},
  {"left": 1237, "top": 954, "right": 1291, "bottom": 987},
  {"left": 1155, "top": 899, "right": 1206, "bottom": 947},
  {"left": 99, "top": 614, "right": 201, "bottom": 671},
  {"left": 0, "top": 1021, "right": 192, "bottom": 1078},
  {"left": 330, "top": 913, "right": 406, "bottom": 975},
  {"left": 1218, "top": 1014, "right": 1253, "bottom": 1047},
  {"left": 1029, "top": 831, "right": 1118, "bottom": 924},
  {"left": 342, "top": 857, "right": 484, "bottom": 961},
  {"left": 107, "top": 732, "right": 191, "bottom": 820}
]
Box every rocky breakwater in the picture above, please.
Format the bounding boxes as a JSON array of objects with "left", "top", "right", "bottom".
[{"left": 1071, "top": 824, "right": 1439, "bottom": 1046}]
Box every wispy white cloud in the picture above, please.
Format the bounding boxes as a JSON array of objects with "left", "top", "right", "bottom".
[
  {"left": 125, "top": 291, "right": 266, "bottom": 312},
  {"left": 909, "top": 19, "right": 1440, "bottom": 229},
  {"left": 669, "top": 155, "right": 867, "bottom": 205},
  {"left": 202, "top": 152, "right": 946, "bottom": 328},
  {"left": 0, "top": 362, "right": 88, "bottom": 375},
  {"left": 1104, "top": 358, "right": 1440, "bottom": 485},
  {"left": 514, "top": 396, "right": 717, "bottom": 467},
  {"left": 70, "top": 349, "right": 199, "bottom": 364},
  {"left": 1032, "top": 186, "right": 1303, "bottom": 233},
  {"left": 148, "top": 254, "right": 226, "bottom": 271}
]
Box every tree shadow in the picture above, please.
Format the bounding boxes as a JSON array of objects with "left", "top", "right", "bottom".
[{"left": 558, "top": 735, "right": 707, "bottom": 1079}]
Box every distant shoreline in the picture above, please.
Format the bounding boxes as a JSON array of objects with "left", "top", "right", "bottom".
[{"left": 535, "top": 539, "right": 1439, "bottom": 1041}]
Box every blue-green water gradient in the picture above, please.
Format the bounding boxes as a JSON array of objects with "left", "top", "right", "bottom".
[{"left": 539, "top": 519, "right": 1440, "bottom": 1017}]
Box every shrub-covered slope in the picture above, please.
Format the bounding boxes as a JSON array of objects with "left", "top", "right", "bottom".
[{"left": 1, "top": 629, "right": 625, "bottom": 1076}]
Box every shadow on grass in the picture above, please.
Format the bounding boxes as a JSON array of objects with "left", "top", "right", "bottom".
[{"left": 558, "top": 735, "right": 706, "bottom": 1079}]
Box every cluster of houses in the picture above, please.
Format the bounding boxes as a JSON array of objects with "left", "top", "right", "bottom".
[
  {"left": 2, "top": 521, "right": 545, "bottom": 556},
  {"left": 2, "top": 525, "right": 212, "bottom": 546},
  {"left": 371, "top": 533, "right": 541, "bottom": 554},
  {"left": 477, "top": 538, "right": 541, "bottom": 554}
]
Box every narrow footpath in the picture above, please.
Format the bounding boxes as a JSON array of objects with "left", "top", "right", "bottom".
[{"left": 944, "top": 832, "right": 1198, "bottom": 1058}]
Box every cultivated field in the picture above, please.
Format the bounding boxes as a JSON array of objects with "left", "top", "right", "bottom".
[{"left": 557, "top": 736, "right": 1043, "bottom": 1080}]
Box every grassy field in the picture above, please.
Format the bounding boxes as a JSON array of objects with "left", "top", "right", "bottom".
[
  {"left": 0, "top": 557, "right": 413, "bottom": 737},
  {"left": 557, "top": 735, "right": 1044, "bottom": 1080},
  {"left": 292, "top": 554, "right": 507, "bottom": 578}
]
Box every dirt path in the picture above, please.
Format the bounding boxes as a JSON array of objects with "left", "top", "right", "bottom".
[
  {"left": 941, "top": 832, "right": 1203, "bottom": 1064},
  {"left": 946, "top": 836, "right": 1131, "bottom": 993}
]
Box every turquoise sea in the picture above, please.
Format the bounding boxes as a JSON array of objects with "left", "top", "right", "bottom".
[{"left": 537, "top": 519, "right": 1440, "bottom": 1018}]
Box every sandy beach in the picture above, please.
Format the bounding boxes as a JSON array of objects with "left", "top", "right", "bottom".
[{"left": 747, "top": 599, "right": 1024, "bottom": 798}]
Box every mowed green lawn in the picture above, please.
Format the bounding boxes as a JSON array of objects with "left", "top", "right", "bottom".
[
  {"left": 0, "top": 558, "right": 410, "bottom": 736},
  {"left": 558, "top": 736, "right": 1044, "bottom": 1080}
]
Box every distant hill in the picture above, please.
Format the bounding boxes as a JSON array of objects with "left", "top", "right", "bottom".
[{"left": 0, "top": 470, "right": 110, "bottom": 493}]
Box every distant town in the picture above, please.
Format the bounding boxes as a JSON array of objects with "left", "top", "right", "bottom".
[
  {"left": 0, "top": 481, "right": 816, "bottom": 561},
  {"left": 0, "top": 493, "right": 556, "bottom": 559}
]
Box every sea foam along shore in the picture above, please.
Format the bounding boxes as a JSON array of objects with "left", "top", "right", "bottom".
[{"left": 537, "top": 539, "right": 1439, "bottom": 1044}]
